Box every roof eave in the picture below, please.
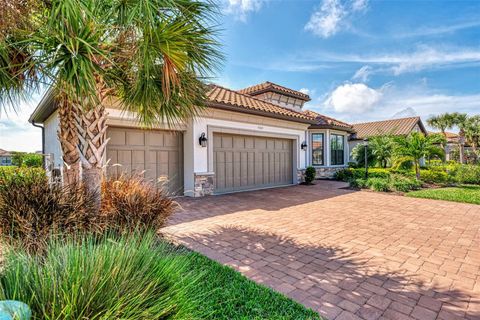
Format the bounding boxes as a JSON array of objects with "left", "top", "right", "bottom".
[
  {"left": 309, "top": 124, "right": 356, "bottom": 133},
  {"left": 29, "top": 88, "right": 56, "bottom": 123},
  {"left": 206, "top": 101, "right": 317, "bottom": 125}
]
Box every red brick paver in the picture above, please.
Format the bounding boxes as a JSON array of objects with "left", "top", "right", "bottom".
[{"left": 162, "top": 181, "right": 480, "bottom": 320}]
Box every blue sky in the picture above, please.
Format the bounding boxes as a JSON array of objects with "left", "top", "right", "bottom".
[{"left": 1, "top": 0, "right": 479, "bottom": 152}]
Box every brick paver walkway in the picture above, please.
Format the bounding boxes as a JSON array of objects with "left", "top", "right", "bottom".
[{"left": 163, "top": 181, "right": 480, "bottom": 320}]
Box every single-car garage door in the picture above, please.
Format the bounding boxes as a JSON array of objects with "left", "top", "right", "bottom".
[
  {"left": 214, "top": 133, "right": 293, "bottom": 194},
  {"left": 106, "top": 127, "right": 183, "bottom": 195}
]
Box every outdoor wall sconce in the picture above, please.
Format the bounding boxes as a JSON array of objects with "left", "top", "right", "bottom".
[
  {"left": 199, "top": 133, "right": 208, "bottom": 147},
  {"left": 301, "top": 141, "right": 308, "bottom": 151}
]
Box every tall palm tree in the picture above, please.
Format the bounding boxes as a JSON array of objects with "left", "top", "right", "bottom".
[
  {"left": 451, "top": 113, "right": 468, "bottom": 164},
  {"left": 427, "top": 113, "right": 456, "bottom": 159},
  {"left": 462, "top": 115, "right": 480, "bottom": 163},
  {"left": 0, "top": 0, "right": 222, "bottom": 205},
  {"left": 394, "top": 132, "right": 445, "bottom": 180}
]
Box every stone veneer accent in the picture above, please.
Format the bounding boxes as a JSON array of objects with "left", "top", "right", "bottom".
[
  {"left": 194, "top": 173, "right": 215, "bottom": 197},
  {"left": 298, "top": 166, "right": 346, "bottom": 182}
]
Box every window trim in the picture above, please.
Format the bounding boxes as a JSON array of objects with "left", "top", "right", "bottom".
[
  {"left": 311, "top": 132, "right": 325, "bottom": 166},
  {"left": 330, "top": 134, "right": 345, "bottom": 166}
]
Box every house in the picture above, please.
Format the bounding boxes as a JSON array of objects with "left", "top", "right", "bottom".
[
  {"left": 29, "top": 82, "right": 353, "bottom": 197},
  {"left": 348, "top": 117, "right": 428, "bottom": 161},
  {"left": 0, "top": 149, "right": 12, "bottom": 166},
  {"left": 430, "top": 131, "right": 474, "bottom": 162}
]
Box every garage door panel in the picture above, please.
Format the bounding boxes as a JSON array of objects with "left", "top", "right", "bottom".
[
  {"left": 214, "top": 133, "right": 293, "bottom": 193},
  {"left": 107, "top": 128, "right": 183, "bottom": 195},
  {"left": 126, "top": 131, "right": 145, "bottom": 146}
]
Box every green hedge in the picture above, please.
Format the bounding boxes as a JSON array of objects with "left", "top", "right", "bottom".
[
  {"left": 0, "top": 166, "right": 46, "bottom": 185},
  {"left": 334, "top": 168, "right": 391, "bottom": 181}
]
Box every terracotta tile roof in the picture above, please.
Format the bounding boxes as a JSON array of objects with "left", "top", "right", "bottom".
[
  {"left": 238, "top": 81, "right": 311, "bottom": 101},
  {"left": 352, "top": 117, "right": 426, "bottom": 139},
  {"left": 304, "top": 110, "right": 354, "bottom": 132},
  {"left": 206, "top": 85, "right": 316, "bottom": 123},
  {"left": 429, "top": 131, "right": 459, "bottom": 143}
]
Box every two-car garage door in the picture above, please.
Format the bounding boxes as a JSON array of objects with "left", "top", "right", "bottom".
[
  {"left": 213, "top": 133, "right": 294, "bottom": 194},
  {"left": 106, "top": 128, "right": 294, "bottom": 196}
]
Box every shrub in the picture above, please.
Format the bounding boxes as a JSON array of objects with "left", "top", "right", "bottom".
[
  {"left": 22, "top": 153, "right": 43, "bottom": 167},
  {"left": 420, "top": 170, "right": 449, "bottom": 184},
  {"left": 304, "top": 166, "right": 316, "bottom": 184},
  {"left": 335, "top": 168, "right": 353, "bottom": 182},
  {"left": 101, "top": 175, "right": 177, "bottom": 233},
  {"left": 347, "top": 161, "right": 358, "bottom": 168},
  {"left": 392, "top": 156, "right": 414, "bottom": 171},
  {"left": 0, "top": 166, "right": 46, "bottom": 184},
  {"left": 0, "top": 232, "right": 203, "bottom": 319},
  {"left": 391, "top": 175, "right": 421, "bottom": 192},
  {"left": 451, "top": 165, "right": 480, "bottom": 184},
  {"left": 350, "top": 178, "right": 368, "bottom": 189},
  {"left": 0, "top": 173, "right": 99, "bottom": 252},
  {"left": 366, "top": 177, "right": 391, "bottom": 192}
]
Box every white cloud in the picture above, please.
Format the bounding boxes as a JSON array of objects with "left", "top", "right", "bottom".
[
  {"left": 288, "top": 46, "right": 480, "bottom": 75},
  {"left": 304, "top": 0, "right": 368, "bottom": 38},
  {"left": 394, "top": 20, "right": 480, "bottom": 39},
  {"left": 324, "top": 83, "right": 382, "bottom": 113},
  {"left": 223, "top": 0, "right": 266, "bottom": 22},
  {"left": 352, "top": 65, "right": 372, "bottom": 82},
  {"left": 299, "top": 88, "right": 311, "bottom": 95}
]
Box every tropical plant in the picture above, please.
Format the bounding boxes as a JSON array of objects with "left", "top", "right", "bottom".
[
  {"left": 369, "top": 135, "right": 394, "bottom": 168},
  {"left": 462, "top": 115, "right": 480, "bottom": 163},
  {"left": 393, "top": 132, "right": 445, "bottom": 180},
  {"left": 427, "top": 113, "right": 456, "bottom": 157},
  {"left": 0, "top": 0, "right": 222, "bottom": 207},
  {"left": 351, "top": 142, "right": 375, "bottom": 168}
]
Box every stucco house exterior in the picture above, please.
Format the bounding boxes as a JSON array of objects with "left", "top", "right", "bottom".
[
  {"left": 29, "top": 82, "right": 353, "bottom": 197},
  {"left": 348, "top": 117, "right": 428, "bottom": 161}
]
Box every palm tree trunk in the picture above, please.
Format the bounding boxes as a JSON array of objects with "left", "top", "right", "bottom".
[
  {"left": 459, "top": 129, "right": 465, "bottom": 164},
  {"left": 57, "top": 97, "right": 80, "bottom": 186},
  {"left": 76, "top": 97, "right": 110, "bottom": 210},
  {"left": 415, "top": 160, "right": 420, "bottom": 180}
]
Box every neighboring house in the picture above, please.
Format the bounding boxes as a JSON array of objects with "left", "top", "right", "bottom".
[
  {"left": 348, "top": 117, "right": 428, "bottom": 161},
  {"left": 29, "top": 81, "right": 352, "bottom": 197},
  {"left": 431, "top": 131, "right": 474, "bottom": 162},
  {"left": 0, "top": 149, "right": 13, "bottom": 166}
]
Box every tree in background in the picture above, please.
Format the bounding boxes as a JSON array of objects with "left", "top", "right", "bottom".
[
  {"left": 351, "top": 143, "right": 375, "bottom": 168},
  {"left": 10, "top": 152, "right": 42, "bottom": 167},
  {"left": 1, "top": 0, "right": 222, "bottom": 207},
  {"left": 427, "top": 113, "right": 456, "bottom": 158},
  {"left": 393, "top": 133, "right": 445, "bottom": 180}
]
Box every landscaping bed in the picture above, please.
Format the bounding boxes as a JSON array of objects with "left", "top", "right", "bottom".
[{"left": 335, "top": 164, "right": 480, "bottom": 204}]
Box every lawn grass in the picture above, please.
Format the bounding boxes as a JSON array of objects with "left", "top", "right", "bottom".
[
  {"left": 166, "top": 246, "right": 321, "bottom": 320},
  {"left": 406, "top": 185, "right": 480, "bottom": 205},
  {"left": 0, "top": 232, "right": 320, "bottom": 320}
]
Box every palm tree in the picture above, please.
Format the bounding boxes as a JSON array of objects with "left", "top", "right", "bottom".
[
  {"left": 427, "top": 113, "right": 456, "bottom": 159},
  {"left": 369, "top": 135, "right": 394, "bottom": 168},
  {"left": 394, "top": 132, "right": 445, "bottom": 180},
  {"left": 462, "top": 115, "right": 480, "bottom": 163},
  {"left": 0, "top": 0, "right": 222, "bottom": 205},
  {"left": 451, "top": 113, "right": 469, "bottom": 164}
]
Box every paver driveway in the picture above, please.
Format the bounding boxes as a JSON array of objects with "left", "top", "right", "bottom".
[{"left": 162, "top": 181, "right": 480, "bottom": 320}]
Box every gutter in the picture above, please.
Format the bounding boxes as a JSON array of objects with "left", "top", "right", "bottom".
[{"left": 31, "top": 121, "right": 45, "bottom": 167}]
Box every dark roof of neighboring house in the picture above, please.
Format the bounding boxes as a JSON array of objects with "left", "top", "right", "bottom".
[
  {"left": 351, "top": 117, "right": 427, "bottom": 140},
  {"left": 207, "top": 85, "right": 317, "bottom": 124},
  {"left": 238, "top": 81, "right": 311, "bottom": 101},
  {"left": 303, "top": 110, "right": 355, "bottom": 133},
  {"left": 0, "top": 149, "right": 12, "bottom": 156}
]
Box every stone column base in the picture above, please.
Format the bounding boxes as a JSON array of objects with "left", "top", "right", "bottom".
[{"left": 194, "top": 173, "right": 215, "bottom": 197}]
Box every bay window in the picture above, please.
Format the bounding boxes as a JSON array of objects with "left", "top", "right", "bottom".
[
  {"left": 330, "top": 134, "right": 345, "bottom": 165},
  {"left": 311, "top": 133, "right": 324, "bottom": 166}
]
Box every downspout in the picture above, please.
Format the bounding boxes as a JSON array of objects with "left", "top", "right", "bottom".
[{"left": 31, "top": 121, "right": 45, "bottom": 167}]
